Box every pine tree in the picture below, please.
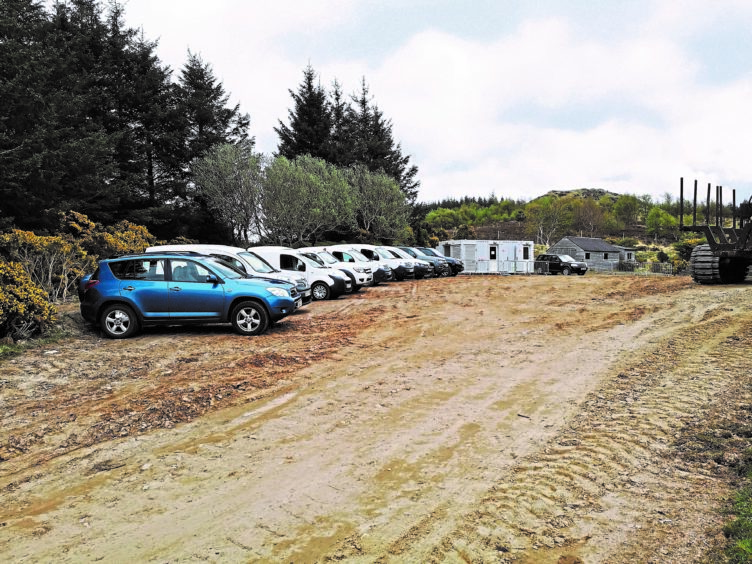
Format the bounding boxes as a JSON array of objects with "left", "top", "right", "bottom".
[
  {"left": 325, "top": 79, "right": 353, "bottom": 166},
  {"left": 274, "top": 64, "right": 332, "bottom": 160},
  {"left": 347, "top": 79, "right": 420, "bottom": 205},
  {"left": 175, "top": 51, "right": 252, "bottom": 241}
]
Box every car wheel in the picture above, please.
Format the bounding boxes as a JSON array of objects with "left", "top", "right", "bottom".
[
  {"left": 352, "top": 284, "right": 362, "bottom": 292},
  {"left": 535, "top": 267, "right": 544, "bottom": 275},
  {"left": 415, "top": 273, "right": 424, "bottom": 280},
  {"left": 561, "top": 267, "right": 571, "bottom": 276},
  {"left": 312, "top": 281, "right": 331, "bottom": 300},
  {"left": 100, "top": 304, "right": 139, "bottom": 339},
  {"left": 231, "top": 301, "right": 269, "bottom": 336}
]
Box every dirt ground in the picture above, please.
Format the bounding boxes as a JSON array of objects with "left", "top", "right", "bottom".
[{"left": 2, "top": 273, "right": 752, "bottom": 563}]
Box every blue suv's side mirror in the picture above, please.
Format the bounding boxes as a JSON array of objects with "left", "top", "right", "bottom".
[{"left": 206, "top": 274, "right": 221, "bottom": 284}]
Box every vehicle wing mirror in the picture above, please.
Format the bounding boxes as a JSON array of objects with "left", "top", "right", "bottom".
[
  {"left": 298, "top": 263, "right": 305, "bottom": 271},
  {"left": 206, "top": 274, "right": 221, "bottom": 284}
]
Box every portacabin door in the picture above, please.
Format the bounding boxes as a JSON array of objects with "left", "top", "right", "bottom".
[{"left": 489, "top": 245, "right": 498, "bottom": 272}]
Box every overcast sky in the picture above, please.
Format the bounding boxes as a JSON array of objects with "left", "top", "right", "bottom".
[{"left": 121, "top": 0, "right": 752, "bottom": 204}]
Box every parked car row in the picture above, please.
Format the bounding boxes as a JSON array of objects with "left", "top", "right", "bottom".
[{"left": 78, "top": 243, "right": 463, "bottom": 339}]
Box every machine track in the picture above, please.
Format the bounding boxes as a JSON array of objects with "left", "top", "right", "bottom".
[{"left": 690, "top": 243, "right": 749, "bottom": 284}]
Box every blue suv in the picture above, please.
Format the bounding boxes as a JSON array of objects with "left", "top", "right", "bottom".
[{"left": 79, "top": 253, "right": 298, "bottom": 338}]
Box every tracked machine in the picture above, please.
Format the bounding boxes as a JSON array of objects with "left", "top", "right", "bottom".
[{"left": 680, "top": 177, "right": 752, "bottom": 284}]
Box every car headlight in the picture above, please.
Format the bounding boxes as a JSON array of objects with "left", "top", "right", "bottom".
[
  {"left": 266, "top": 287, "right": 289, "bottom": 298},
  {"left": 354, "top": 267, "right": 365, "bottom": 273}
]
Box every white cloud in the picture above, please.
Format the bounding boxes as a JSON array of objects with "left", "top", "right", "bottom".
[{"left": 121, "top": 0, "right": 752, "bottom": 203}]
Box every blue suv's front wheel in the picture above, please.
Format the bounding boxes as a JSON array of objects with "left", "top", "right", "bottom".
[
  {"left": 231, "top": 301, "right": 269, "bottom": 336},
  {"left": 100, "top": 304, "right": 139, "bottom": 339}
]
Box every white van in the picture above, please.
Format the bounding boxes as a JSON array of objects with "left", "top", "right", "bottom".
[
  {"left": 301, "top": 246, "right": 373, "bottom": 291},
  {"left": 349, "top": 243, "right": 415, "bottom": 281},
  {"left": 146, "top": 244, "right": 312, "bottom": 304},
  {"left": 325, "top": 244, "right": 393, "bottom": 285},
  {"left": 251, "top": 246, "right": 352, "bottom": 300}
]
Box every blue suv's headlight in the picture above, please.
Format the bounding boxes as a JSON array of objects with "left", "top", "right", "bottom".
[{"left": 266, "top": 287, "right": 290, "bottom": 298}]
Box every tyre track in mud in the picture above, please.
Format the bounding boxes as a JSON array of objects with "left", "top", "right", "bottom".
[{"left": 321, "top": 291, "right": 752, "bottom": 563}]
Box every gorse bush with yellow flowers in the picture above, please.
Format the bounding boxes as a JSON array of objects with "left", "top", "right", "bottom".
[
  {"left": 0, "top": 230, "right": 94, "bottom": 303},
  {"left": 0, "top": 262, "right": 56, "bottom": 341}
]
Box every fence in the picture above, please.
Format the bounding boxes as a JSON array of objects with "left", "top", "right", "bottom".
[
  {"left": 463, "top": 261, "right": 682, "bottom": 276},
  {"left": 599, "top": 261, "right": 676, "bottom": 276},
  {"left": 528, "top": 261, "right": 678, "bottom": 276}
]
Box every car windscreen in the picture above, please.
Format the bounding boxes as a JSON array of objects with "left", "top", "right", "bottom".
[
  {"left": 205, "top": 258, "right": 244, "bottom": 279},
  {"left": 375, "top": 248, "right": 394, "bottom": 259},
  {"left": 418, "top": 247, "right": 439, "bottom": 257},
  {"left": 348, "top": 249, "right": 370, "bottom": 262},
  {"left": 301, "top": 252, "right": 326, "bottom": 266},
  {"left": 239, "top": 251, "right": 277, "bottom": 273},
  {"left": 559, "top": 255, "right": 576, "bottom": 262},
  {"left": 314, "top": 251, "right": 339, "bottom": 264},
  {"left": 299, "top": 254, "right": 324, "bottom": 269}
]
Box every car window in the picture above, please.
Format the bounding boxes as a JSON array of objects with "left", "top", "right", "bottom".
[
  {"left": 349, "top": 249, "right": 369, "bottom": 262},
  {"left": 170, "top": 259, "right": 211, "bottom": 282},
  {"left": 211, "top": 254, "right": 246, "bottom": 273},
  {"left": 302, "top": 252, "right": 325, "bottom": 266},
  {"left": 341, "top": 252, "right": 355, "bottom": 262},
  {"left": 238, "top": 251, "right": 276, "bottom": 273},
  {"left": 316, "top": 251, "right": 338, "bottom": 264},
  {"left": 205, "top": 257, "right": 244, "bottom": 278},
  {"left": 375, "top": 248, "right": 392, "bottom": 259},
  {"left": 298, "top": 255, "right": 321, "bottom": 269},
  {"left": 110, "top": 259, "right": 165, "bottom": 281}
]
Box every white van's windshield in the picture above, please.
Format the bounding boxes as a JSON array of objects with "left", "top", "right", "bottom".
[
  {"left": 299, "top": 254, "right": 325, "bottom": 269},
  {"left": 301, "top": 252, "right": 326, "bottom": 266},
  {"left": 239, "top": 251, "right": 277, "bottom": 274},
  {"left": 348, "top": 249, "right": 370, "bottom": 262},
  {"left": 314, "top": 251, "right": 338, "bottom": 265},
  {"left": 375, "top": 248, "right": 393, "bottom": 259}
]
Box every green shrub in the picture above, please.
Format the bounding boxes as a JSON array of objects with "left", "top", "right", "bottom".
[{"left": 0, "top": 261, "right": 56, "bottom": 341}]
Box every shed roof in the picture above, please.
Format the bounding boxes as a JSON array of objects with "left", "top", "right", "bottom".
[{"left": 564, "top": 237, "right": 623, "bottom": 252}]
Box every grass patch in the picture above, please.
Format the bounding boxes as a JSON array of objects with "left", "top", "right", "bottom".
[
  {"left": 0, "top": 326, "right": 75, "bottom": 360},
  {"left": 726, "top": 485, "right": 752, "bottom": 563}
]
